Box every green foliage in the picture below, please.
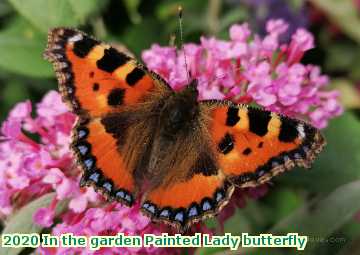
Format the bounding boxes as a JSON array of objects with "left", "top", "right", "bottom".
[
  {"left": 0, "top": 18, "right": 52, "bottom": 77},
  {"left": 8, "top": 0, "right": 101, "bottom": 32},
  {"left": 271, "top": 180, "right": 360, "bottom": 253}
]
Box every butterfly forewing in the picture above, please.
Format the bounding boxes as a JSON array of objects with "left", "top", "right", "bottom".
[
  {"left": 201, "top": 100, "right": 326, "bottom": 187},
  {"left": 44, "top": 28, "right": 171, "bottom": 206}
]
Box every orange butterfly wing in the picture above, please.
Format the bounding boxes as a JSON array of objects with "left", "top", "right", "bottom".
[
  {"left": 44, "top": 28, "right": 169, "bottom": 117},
  {"left": 203, "top": 100, "right": 326, "bottom": 187},
  {"left": 142, "top": 164, "right": 234, "bottom": 230},
  {"left": 72, "top": 119, "right": 135, "bottom": 205},
  {"left": 44, "top": 28, "right": 170, "bottom": 205}
]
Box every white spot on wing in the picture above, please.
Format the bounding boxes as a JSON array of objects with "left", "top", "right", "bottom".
[
  {"left": 68, "top": 34, "right": 83, "bottom": 42},
  {"left": 297, "top": 124, "right": 306, "bottom": 139}
]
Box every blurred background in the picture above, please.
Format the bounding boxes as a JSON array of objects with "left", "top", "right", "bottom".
[{"left": 0, "top": 0, "right": 359, "bottom": 255}]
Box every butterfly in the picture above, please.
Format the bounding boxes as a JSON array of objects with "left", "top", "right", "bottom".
[{"left": 44, "top": 28, "right": 325, "bottom": 231}]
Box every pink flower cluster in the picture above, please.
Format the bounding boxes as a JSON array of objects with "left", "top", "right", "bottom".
[
  {"left": 0, "top": 92, "right": 77, "bottom": 216},
  {"left": 142, "top": 19, "right": 343, "bottom": 128},
  {"left": 0, "top": 92, "right": 178, "bottom": 254}
]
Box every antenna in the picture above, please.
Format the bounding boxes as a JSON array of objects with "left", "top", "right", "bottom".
[{"left": 178, "top": 6, "right": 191, "bottom": 83}]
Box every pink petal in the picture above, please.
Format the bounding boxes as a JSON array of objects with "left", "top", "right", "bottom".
[{"left": 33, "top": 207, "right": 55, "bottom": 227}]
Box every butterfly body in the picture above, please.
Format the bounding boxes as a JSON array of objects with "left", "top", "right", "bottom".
[
  {"left": 159, "top": 82, "right": 199, "bottom": 138},
  {"left": 44, "top": 28, "right": 325, "bottom": 231}
]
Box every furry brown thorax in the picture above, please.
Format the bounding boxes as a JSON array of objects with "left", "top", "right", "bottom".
[{"left": 159, "top": 80, "right": 199, "bottom": 138}]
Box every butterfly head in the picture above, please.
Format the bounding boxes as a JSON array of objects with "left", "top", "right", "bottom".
[{"left": 159, "top": 79, "right": 199, "bottom": 138}]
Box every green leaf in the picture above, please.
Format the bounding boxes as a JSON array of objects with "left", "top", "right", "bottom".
[
  {"left": 8, "top": 0, "right": 79, "bottom": 33},
  {"left": 309, "top": 0, "right": 360, "bottom": 43},
  {"left": 325, "top": 43, "right": 359, "bottom": 72},
  {"left": 122, "top": 17, "right": 164, "bottom": 56},
  {"left": 2, "top": 80, "right": 31, "bottom": 108},
  {"left": 68, "top": 0, "right": 108, "bottom": 23},
  {"left": 224, "top": 208, "right": 253, "bottom": 235},
  {"left": 0, "top": 193, "right": 68, "bottom": 255},
  {"left": 271, "top": 180, "right": 360, "bottom": 253},
  {"left": 122, "top": 0, "right": 142, "bottom": 24},
  {"left": 263, "top": 188, "right": 304, "bottom": 223},
  {"left": 0, "top": 1, "right": 12, "bottom": 17},
  {"left": 0, "top": 18, "right": 53, "bottom": 77},
  {"left": 331, "top": 79, "right": 360, "bottom": 109},
  {"left": 277, "top": 112, "right": 360, "bottom": 192}
]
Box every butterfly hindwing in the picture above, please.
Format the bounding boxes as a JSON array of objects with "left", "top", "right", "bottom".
[
  {"left": 72, "top": 118, "right": 136, "bottom": 205},
  {"left": 44, "top": 28, "right": 169, "bottom": 117},
  {"left": 202, "top": 100, "right": 326, "bottom": 187},
  {"left": 141, "top": 152, "right": 234, "bottom": 230}
]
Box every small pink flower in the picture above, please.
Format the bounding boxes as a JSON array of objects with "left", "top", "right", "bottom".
[
  {"left": 33, "top": 207, "right": 55, "bottom": 227},
  {"left": 287, "top": 28, "right": 314, "bottom": 64},
  {"left": 43, "top": 168, "right": 65, "bottom": 184},
  {"left": 266, "top": 19, "right": 289, "bottom": 36},
  {"left": 43, "top": 168, "right": 77, "bottom": 200},
  {"left": 9, "top": 100, "right": 32, "bottom": 119},
  {"left": 292, "top": 28, "right": 314, "bottom": 51},
  {"left": 1, "top": 119, "right": 22, "bottom": 140},
  {"left": 68, "top": 188, "right": 98, "bottom": 213},
  {"left": 230, "top": 23, "right": 251, "bottom": 42},
  {"left": 37, "top": 91, "right": 69, "bottom": 119}
]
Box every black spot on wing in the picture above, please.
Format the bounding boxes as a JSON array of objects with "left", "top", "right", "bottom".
[
  {"left": 73, "top": 37, "right": 99, "bottom": 58},
  {"left": 96, "top": 48, "right": 130, "bottom": 73},
  {"left": 107, "top": 88, "right": 125, "bottom": 106},
  {"left": 101, "top": 113, "right": 130, "bottom": 147},
  {"left": 218, "top": 133, "right": 234, "bottom": 154},
  {"left": 279, "top": 117, "right": 299, "bottom": 142},
  {"left": 248, "top": 108, "right": 271, "bottom": 136},
  {"left": 226, "top": 107, "right": 240, "bottom": 126},
  {"left": 242, "top": 147, "right": 252, "bottom": 155},
  {"left": 126, "top": 67, "right": 145, "bottom": 86},
  {"left": 92, "top": 83, "right": 99, "bottom": 91}
]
